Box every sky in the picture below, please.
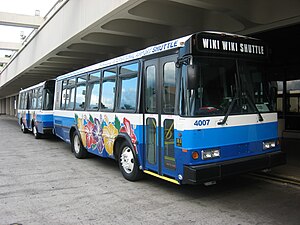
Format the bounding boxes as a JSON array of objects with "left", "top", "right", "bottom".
[{"left": 0, "top": 0, "right": 58, "bottom": 58}]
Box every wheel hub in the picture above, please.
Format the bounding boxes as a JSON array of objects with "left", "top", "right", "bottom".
[
  {"left": 73, "top": 135, "right": 81, "bottom": 154},
  {"left": 120, "top": 146, "right": 134, "bottom": 174}
]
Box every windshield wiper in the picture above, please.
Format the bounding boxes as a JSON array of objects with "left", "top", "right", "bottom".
[
  {"left": 217, "top": 94, "right": 239, "bottom": 125},
  {"left": 217, "top": 91, "right": 264, "bottom": 126},
  {"left": 244, "top": 90, "right": 264, "bottom": 122}
]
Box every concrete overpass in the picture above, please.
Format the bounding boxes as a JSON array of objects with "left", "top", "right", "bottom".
[{"left": 1, "top": 0, "right": 300, "bottom": 116}]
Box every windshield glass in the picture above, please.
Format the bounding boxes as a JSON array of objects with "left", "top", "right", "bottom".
[{"left": 182, "top": 57, "right": 274, "bottom": 117}]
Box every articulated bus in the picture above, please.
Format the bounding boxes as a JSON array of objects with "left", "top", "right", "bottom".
[
  {"left": 18, "top": 80, "right": 55, "bottom": 139},
  {"left": 50, "top": 31, "right": 285, "bottom": 185}
]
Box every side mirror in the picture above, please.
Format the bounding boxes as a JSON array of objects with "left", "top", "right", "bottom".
[{"left": 187, "top": 65, "right": 199, "bottom": 89}]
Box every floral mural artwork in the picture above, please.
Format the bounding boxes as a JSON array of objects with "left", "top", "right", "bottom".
[
  {"left": 75, "top": 114, "right": 138, "bottom": 156},
  {"left": 77, "top": 117, "right": 86, "bottom": 147},
  {"left": 85, "top": 121, "right": 95, "bottom": 149},
  {"left": 103, "top": 123, "right": 118, "bottom": 155},
  {"left": 92, "top": 117, "right": 104, "bottom": 154},
  {"left": 120, "top": 117, "right": 138, "bottom": 153}
]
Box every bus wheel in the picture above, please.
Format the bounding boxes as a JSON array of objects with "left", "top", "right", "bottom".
[
  {"left": 21, "top": 122, "right": 28, "bottom": 133},
  {"left": 71, "top": 131, "right": 88, "bottom": 159},
  {"left": 118, "top": 142, "right": 142, "bottom": 181},
  {"left": 33, "top": 125, "right": 41, "bottom": 139}
]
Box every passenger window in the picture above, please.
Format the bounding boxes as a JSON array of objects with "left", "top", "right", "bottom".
[
  {"left": 101, "top": 68, "right": 116, "bottom": 111},
  {"left": 32, "top": 89, "right": 37, "bottom": 109},
  {"left": 27, "top": 91, "right": 32, "bottom": 109},
  {"left": 86, "top": 82, "right": 100, "bottom": 110},
  {"left": 66, "top": 86, "right": 75, "bottom": 110},
  {"left": 163, "top": 62, "right": 176, "bottom": 114},
  {"left": 146, "top": 65, "right": 156, "bottom": 113},
  {"left": 101, "top": 79, "right": 115, "bottom": 110},
  {"left": 89, "top": 71, "right": 101, "bottom": 81},
  {"left": 86, "top": 71, "right": 101, "bottom": 110},
  {"left": 119, "top": 76, "right": 138, "bottom": 110},
  {"left": 61, "top": 80, "right": 67, "bottom": 109},
  {"left": 103, "top": 68, "right": 117, "bottom": 78},
  {"left": 75, "top": 83, "right": 86, "bottom": 110},
  {"left": 118, "top": 62, "right": 139, "bottom": 111},
  {"left": 120, "top": 63, "right": 138, "bottom": 74},
  {"left": 37, "top": 88, "right": 43, "bottom": 109}
]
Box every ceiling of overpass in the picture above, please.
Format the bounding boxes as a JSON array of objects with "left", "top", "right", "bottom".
[{"left": 1, "top": 0, "right": 300, "bottom": 98}]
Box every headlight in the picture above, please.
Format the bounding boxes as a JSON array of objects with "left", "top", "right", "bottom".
[
  {"left": 263, "top": 140, "right": 277, "bottom": 150},
  {"left": 201, "top": 149, "right": 220, "bottom": 160}
]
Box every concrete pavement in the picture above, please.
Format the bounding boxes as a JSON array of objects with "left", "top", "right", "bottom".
[{"left": 1, "top": 115, "right": 300, "bottom": 225}]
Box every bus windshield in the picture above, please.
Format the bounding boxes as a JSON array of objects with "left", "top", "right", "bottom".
[{"left": 182, "top": 57, "right": 274, "bottom": 117}]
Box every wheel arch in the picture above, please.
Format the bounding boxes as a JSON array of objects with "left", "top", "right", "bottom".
[
  {"left": 113, "top": 132, "right": 136, "bottom": 161},
  {"left": 69, "top": 126, "right": 78, "bottom": 145}
]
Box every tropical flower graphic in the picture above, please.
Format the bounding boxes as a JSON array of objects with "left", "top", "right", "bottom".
[
  {"left": 92, "top": 118, "right": 104, "bottom": 154},
  {"left": 77, "top": 117, "right": 87, "bottom": 146},
  {"left": 103, "top": 123, "right": 118, "bottom": 155},
  {"left": 75, "top": 114, "right": 137, "bottom": 156},
  {"left": 85, "top": 121, "right": 95, "bottom": 149},
  {"left": 120, "top": 117, "right": 138, "bottom": 153}
]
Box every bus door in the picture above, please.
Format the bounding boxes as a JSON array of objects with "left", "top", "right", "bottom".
[{"left": 144, "top": 55, "right": 177, "bottom": 179}]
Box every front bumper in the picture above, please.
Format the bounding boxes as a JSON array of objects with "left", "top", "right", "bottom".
[{"left": 183, "top": 151, "right": 286, "bottom": 184}]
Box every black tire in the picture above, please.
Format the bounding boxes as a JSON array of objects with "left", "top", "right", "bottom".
[
  {"left": 33, "top": 124, "right": 41, "bottom": 139},
  {"left": 118, "top": 142, "right": 142, "bottom": 181},
  {"left": 71, "top": 130, "right": 88, "bottom": 159},
  {"left": 21, "top": 122, "right": 28, "bottom": 133}
]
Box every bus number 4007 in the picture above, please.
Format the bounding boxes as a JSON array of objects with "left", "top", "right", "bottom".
[{"left": 194, "top": 119, "right": 210, "bottom": 126}]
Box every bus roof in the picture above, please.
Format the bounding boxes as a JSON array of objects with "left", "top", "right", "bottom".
[
  {"left": 19, "top": 81, "right": 47, "bottom": 93},
  {"left": 56, "top": 31, "right": 265, "bottom": 81},
  {"left": 56, "top": 34, "right": 192, "bottom": 80},
  {"left": 19, "top": 79, "right": 54, "bottom": 93}
]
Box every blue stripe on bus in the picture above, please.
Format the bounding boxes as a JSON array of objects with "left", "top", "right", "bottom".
[{"left": 177, "top": 122, "right": 278, "bottom": 149}]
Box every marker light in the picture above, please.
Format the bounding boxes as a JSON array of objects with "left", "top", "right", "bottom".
[
  {"left": 192, "top": 151, "right": 199, "bottom": 160},
  {"left": 201, "top": 149, "right": 220, "bottom": 160},
  {"left": 263, "top": 140, "right": 277, "bottom": 150}
]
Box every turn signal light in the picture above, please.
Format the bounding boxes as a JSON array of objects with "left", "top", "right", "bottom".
[{"left": 192, "top": 151, "right": 199, "bottom": 160}]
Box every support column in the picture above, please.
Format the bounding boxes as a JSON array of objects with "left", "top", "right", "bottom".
[
  {"left": 0, "top": 99, "right": 2, "bottom": 114},
  {"left": 0, "top": 99, "right": 5, "bottom": 114},
  {"left": 9, "top": 96, "right": 14, "bottom": 116},
  {"left": 5, "top": 98, "right": 9, "bottom": 115}
]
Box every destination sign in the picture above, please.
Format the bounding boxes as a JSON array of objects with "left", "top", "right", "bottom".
[{"left": 196, "top": 32, "right": 267, "bottom": 57}]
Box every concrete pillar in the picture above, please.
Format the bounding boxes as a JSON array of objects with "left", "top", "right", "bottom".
[
  {"left": 0, "top": 99, "right": 2, "bottom": 114},
  {"left": 5, "top": 98, "right": 9, "bottom": 115},
  {"left": 3, "top": 99, "right": 6, "bottom": 115},
  {"left": 9, "top": 97, "right": 14, "bottom": 116},
  {"left": 0, "top": 99, "right": 4, "bottom": 114}
]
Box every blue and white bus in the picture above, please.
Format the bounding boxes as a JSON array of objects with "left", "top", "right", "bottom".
[
  {"left": 53, "top": 31, "right": 286, "bottom": 184},
  {"left": 18, "top": 80, "right": 55, "bottom": 139}
]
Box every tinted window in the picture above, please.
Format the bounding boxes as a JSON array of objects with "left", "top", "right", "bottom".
[
  {"left": 89, "top": 71, "right": 101, "bottom": 81},
  {"left": 119, "top": 76, "right": 138, "bottom": 110},
  {"left": 103, "top": 68, "right": 117, "bottom": 78},
  {"left": 37, "top": 88, "right": 43, "bottom": 109},
  {"left": 75, "top": 83, "right": 86, "bottom": 110},
  {"left": 101, "top": 79, "right": 115, "bottom": 110},
  {"left": 163, "top": 62, "right": 176, "bottom": 114},
  {"left": 32, "top": 89, "right": 37, "bottom": 109},
  {"left": 120, "top": 63, "right": 138, "bottom": 74},
  {"left": 118, "top": 62, "right": 139, "bottom": 111},
  {"left": 145, "top": 65, "right": 156, "bottom": 113},
  {"left": 86, "top": 82, "right": 100, "bottom": 110}
]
